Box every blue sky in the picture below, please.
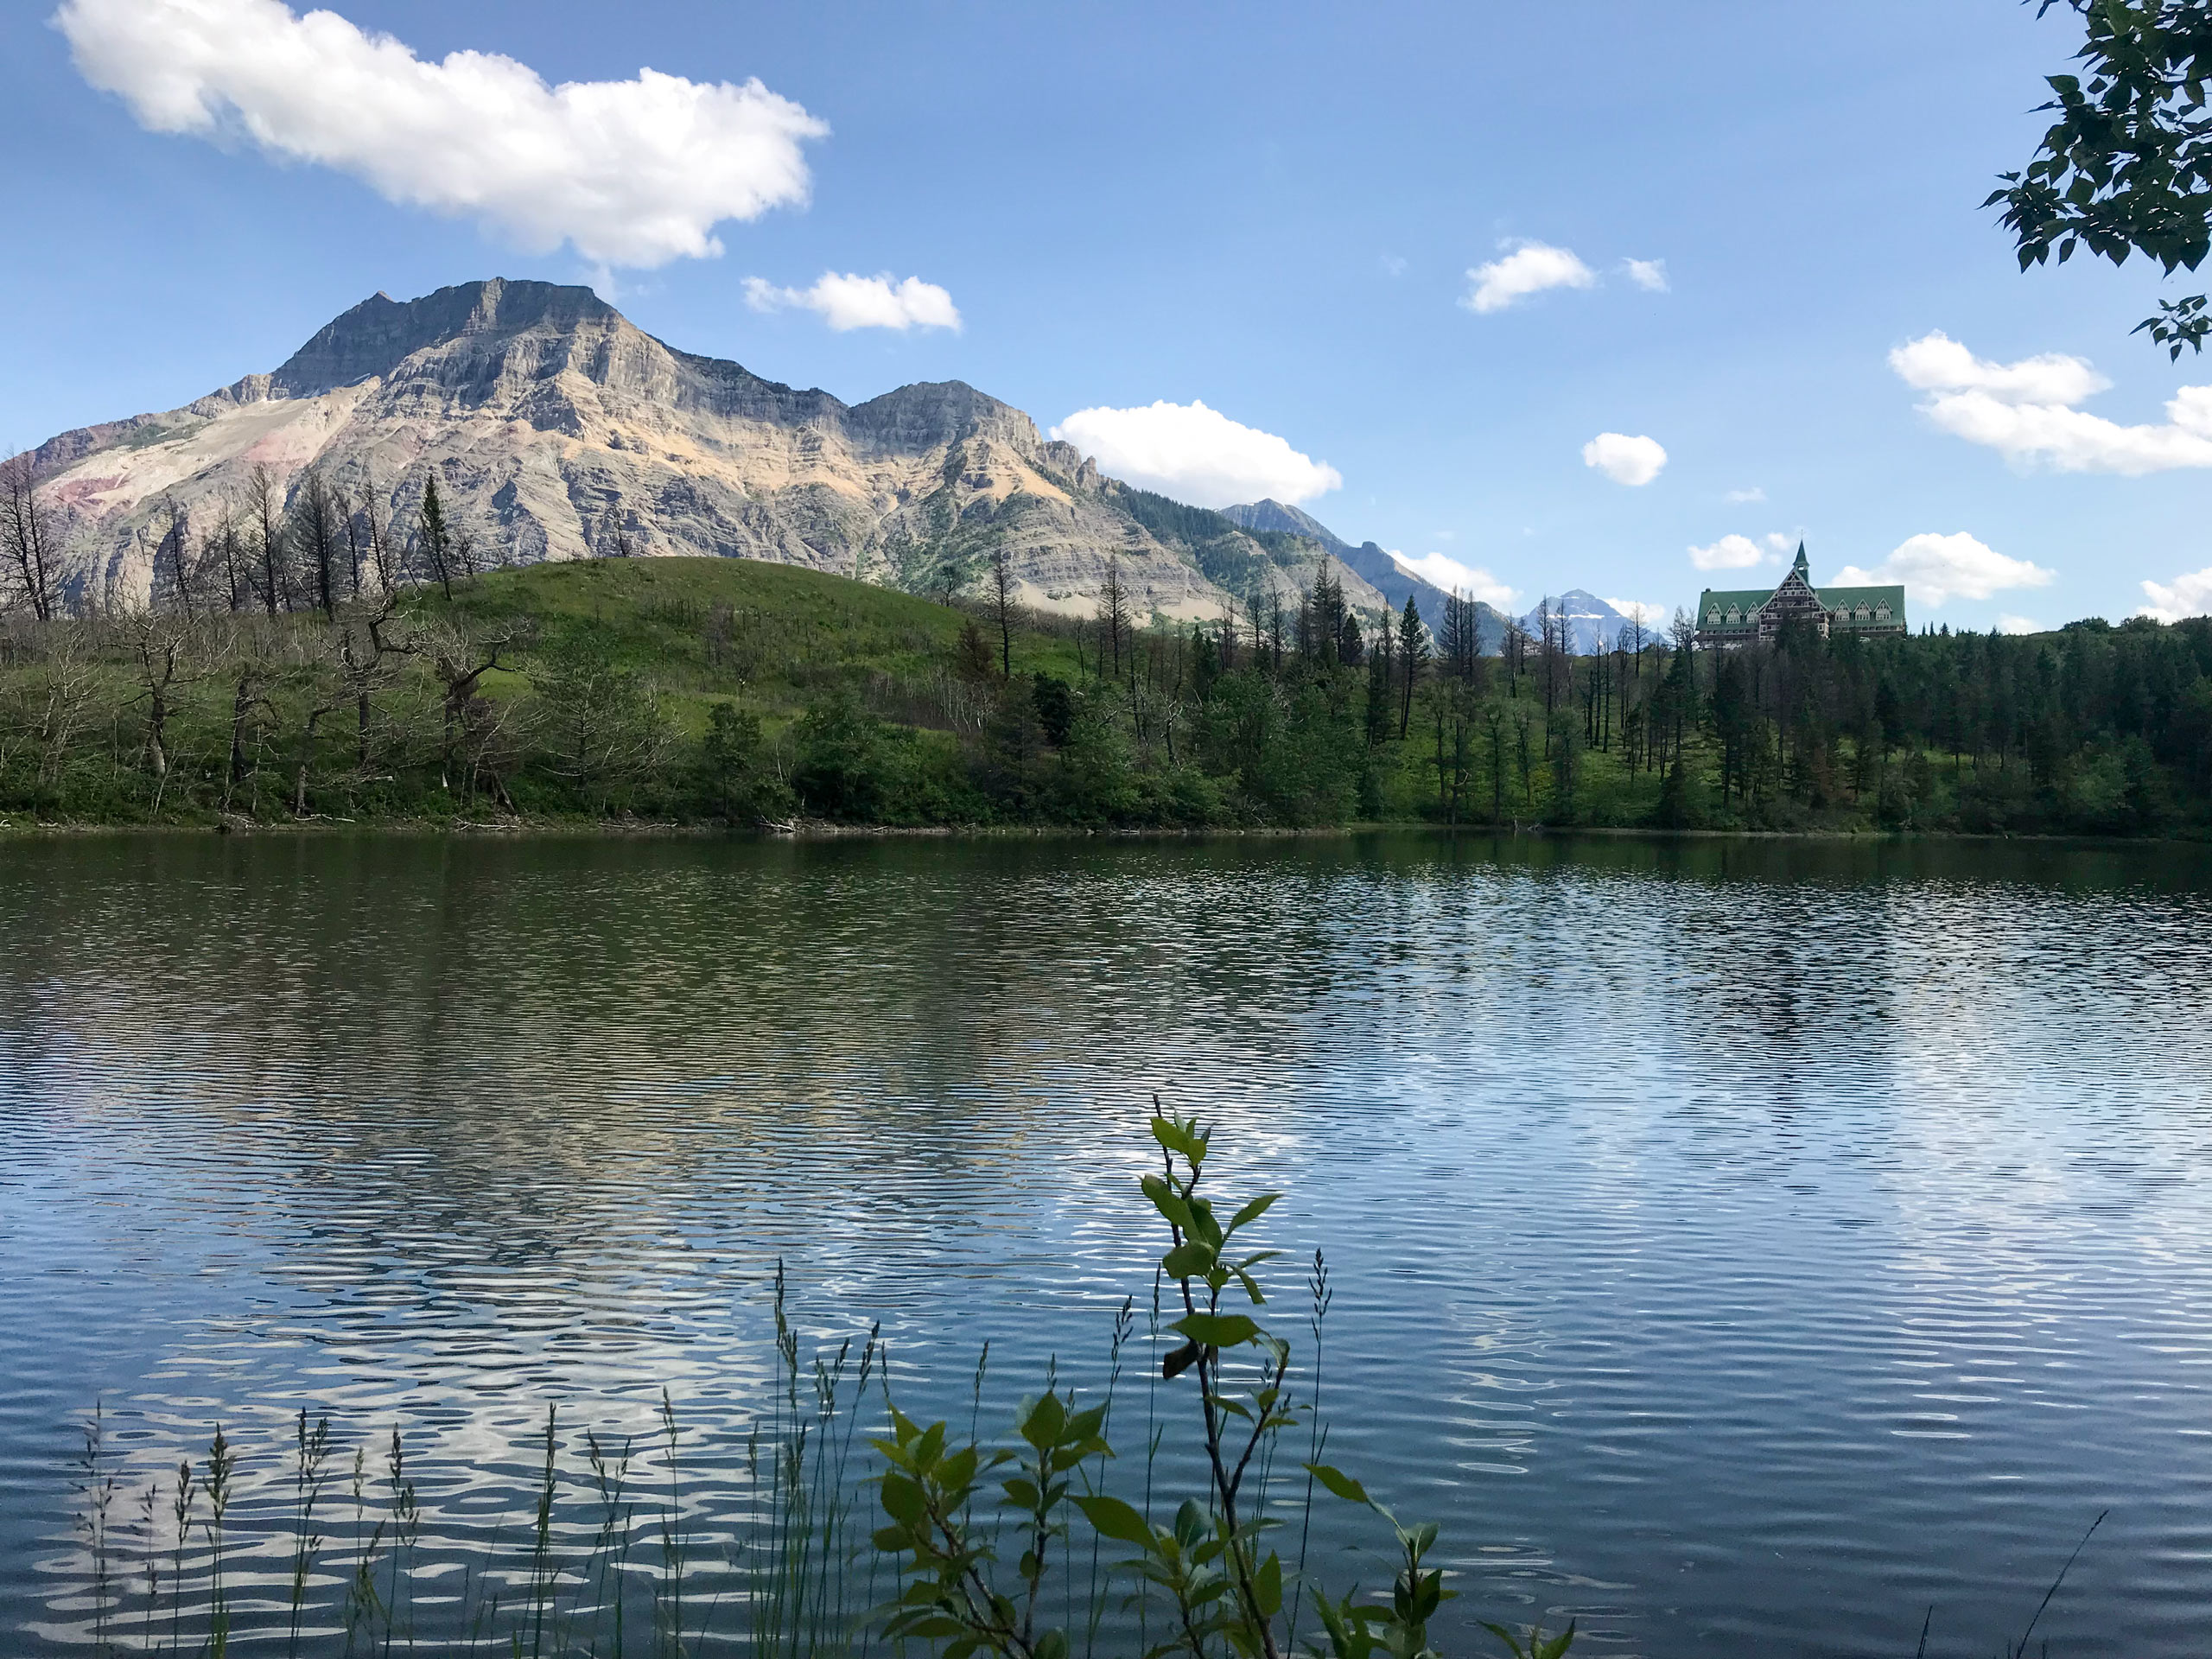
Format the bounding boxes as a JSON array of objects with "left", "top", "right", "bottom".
[{"left": 7, "top": 0, "right": 2212, "bottom": 629}]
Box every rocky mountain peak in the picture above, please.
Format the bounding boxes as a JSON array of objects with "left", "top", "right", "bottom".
[
  {"left": 848, "top": 379, "right": 1045, "bottom": 461},
  {"left": 1221, "top": 499, "right": 1349, "bottom": 550},
  {"left": 270, "top": 277, "right": 621, "bottom": 398}
]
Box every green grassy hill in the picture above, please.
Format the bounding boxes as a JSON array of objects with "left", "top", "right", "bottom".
[{"left": 433, "top": 555, "right": 1081, "bottom": 732}]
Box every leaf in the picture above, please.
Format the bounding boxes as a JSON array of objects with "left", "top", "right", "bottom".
[
  {"left": 1074, "top": 1493, "right": 1154, "bottom": 1548},
  {"left": 1185, "top": 1196, "right": 1223, "bottom": 1247},
  {"left": 1161, "top": 1338, "right": 1203, "bottom": 1380},
  {"left": 1140, "top": 1174, "right": 1192, "bottom": 1232},
  {"left": 1303, "top": 1462, "right": 1371, "bottom": 1507},
  {"left": 1254, "top": 1550, "right": 1283, "bottom": 1618},
  {"left": 1173, "top": 1497, "right": 1209, "bottom": 1547},
  {"left": 1225, "top": 1192, "right": 1281, "bottom": 1235},
  {"left": 880, "top": 1471, "right": 925, "bottom": 1526},
  {"left": 1162, "top": 1242, "right": 1216, "bottom": 1280},
  {"left": 1149, "top": 1116, "right": 1202, "bottom": 1163},
  {"left": 1173, "top": 1312, "right": 1260, "bottom": 1347},
  {"left": 1018, "top": 1390, "right": 1066, "bottom": 1448}
]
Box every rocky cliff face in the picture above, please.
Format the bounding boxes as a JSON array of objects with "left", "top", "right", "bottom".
[{"left": 34, "top": 278, "right": 1375, "bottom": 621}]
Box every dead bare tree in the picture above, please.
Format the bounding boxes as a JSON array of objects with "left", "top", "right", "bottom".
[
  {"left": 291, "top": 468, "right": 342, "bottom": 620},
  {"left": 341, "top": 478, "right": 373, "bottom": 599},
  {"left": 199, "top": 505, "right": 246, "bottom": 613},
  {"left": 0, "top": 449, "right": 60, "bottom": 622},
  {"left": 151, "top": 493, "right": 197, "bottom": 621},
  {"left": 277, "top": 625, "right": 346, "bottom": 815},
  {"left": 10, "top": 620, "right": 102, "bottom": 789},
  {"left": 424, "top": 613, "right": 531, "bottom": 799},
  {"left": 336, "top": 585, "right": 410, "bottom": 773},
  {"left": 218, "top": 616, "right": 282, "bottom": 812},
  {"left": 245, "top": 463, "right": 288, "bottom": 617},
  {"left": 356, "top": 480, "right": 404, "bottom": 593},
  {"left": 116, "top": 608, "right": 205, "bottom": 811}
]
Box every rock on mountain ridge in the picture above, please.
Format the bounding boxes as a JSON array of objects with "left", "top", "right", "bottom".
[{"left": 32, "top": 278, "right": 1384, "bottom": 620}]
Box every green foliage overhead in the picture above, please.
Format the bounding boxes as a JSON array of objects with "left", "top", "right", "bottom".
[{"left": 1993, "top": 0, "right": 2212, "bottom": 354}]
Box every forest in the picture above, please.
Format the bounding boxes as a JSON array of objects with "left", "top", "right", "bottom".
[{"left": 2, "top": 467, "right": 2209, "bottom": 838}]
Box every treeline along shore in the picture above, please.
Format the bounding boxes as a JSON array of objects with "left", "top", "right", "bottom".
[{"left": 2, "top": 474, "right": 2209, "bottom": 836}]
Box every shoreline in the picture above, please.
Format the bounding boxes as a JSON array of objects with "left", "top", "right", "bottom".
[{"left": 0, "top": 814, "right": 2202, "bottom": 849}]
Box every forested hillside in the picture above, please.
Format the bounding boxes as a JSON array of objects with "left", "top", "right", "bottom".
[{"left": 1, "top": 539, "right": 2207, "bottom": 836}]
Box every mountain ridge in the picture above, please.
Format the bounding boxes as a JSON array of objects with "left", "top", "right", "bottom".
[
  {"left": 29, "top": 278, "right": 1386, "bottom": 621},
  {"left": 1221, "top": 499, "right": 1514, "bottom": 648}
]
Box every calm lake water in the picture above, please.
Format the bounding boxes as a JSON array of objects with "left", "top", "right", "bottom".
[{"left": 4, "top": 830, "right": 2212, "bottom": 1657}]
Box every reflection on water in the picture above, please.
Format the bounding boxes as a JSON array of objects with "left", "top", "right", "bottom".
[{"left": 4, "top": 831, "right": 2212, "bottom": 1656}]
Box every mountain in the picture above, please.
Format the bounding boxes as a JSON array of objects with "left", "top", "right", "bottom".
[
  {"left": 30, "top": 278, "right": 1385, "bottom": 620},
  {"left": 1220, "top": 499, "right": 1511, "bottom": 648},
  {"left": 1516, "top": 590, "right": 1664, "bottom": 655}
]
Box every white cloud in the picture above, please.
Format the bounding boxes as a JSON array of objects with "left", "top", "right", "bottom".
[
  {"left": 1890, "top": 333, "right": 2108, "bottom": 404},
  {"left": 1689, "top": 531, "right": 1796, "bottom": 570},
  {"left": 1996, "top": 613, "right": 2044, "bottom": 635},
  {"left": 1833, "top": 531, "right": 2054, "bottom": 607},
  {"left": 1462, "top": 240, "right": 1596, "bottom": 314},
  {"left": 1890, "top": 330, "right": 2212, "bottom": 474},
  {"left": 1582, "top": 431, "right": 1667, "bottom": 486},
  {"left": 1051, "top": 400, "right": 1342, "bottom": 509},
  {"left": 1601, "top": 598, "right": 1668, "bottom": 627},
  {"left": 744, "top": 271, "right": 959, "bottom": 332},
  {"left": 1379, "top": 252, "right": 1407, "bottom": 277},
  {"left": 1725, "top": 486, "right": 1766, "bottom": 504},
  {"left": 1688, "top": 534, "right": 1770, "bottom": 571},
  {"left": 1622, "top": 257, "right": 1669, "bottom": 292},
  {"left": 2139, "top": 567, "right": 2212, "bottom": 622},
  {"left": 54, "top": 0, "right": 825, "bottom": 268},
  {"left": 1388, "top": 550, "right": 1518, "bottom": 609}
]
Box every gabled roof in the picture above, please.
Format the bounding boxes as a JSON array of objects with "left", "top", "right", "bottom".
[
  {"left": 1695, "top": 588, "right": 1774, "bottom": 610},
  {"left": 1814, "top": 585, "right": 1905, "bottom": 609}
]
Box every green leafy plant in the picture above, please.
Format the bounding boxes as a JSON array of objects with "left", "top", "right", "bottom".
[{"left": 872, "top": 1380, "right": 1111, "bottom": 1659}]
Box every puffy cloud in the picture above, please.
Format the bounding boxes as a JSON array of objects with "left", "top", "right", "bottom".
[
  {"left": 1890, "top": 330, "right": 2212, "bottom": 474},
  {"left": 1622, "top": 257, "right": 1669, "bottom": 292},
  {"left": 743, "top": 271, "right": 959, "bottom": 332},
  {"left": 1725, "top": 485, "right": 1766, "bottom": 504},
  {"left": 1462, "top": 240, "right": 1595, "bottom": 314},
  {"left": 1050, "top": 400, "right": 1342, "bottom": 509},
  {"left": 1602, "top": 597, "right": 1668, "bottom": 627},
  {"left": 1996, "top": 614, "right": 2044, "bottom": 635},
  {"left": 1582, "top": 431, "right": 1667, "bottom": 486},
  {"left": 1890, "top": 333, "right": 2108, "bottom": 404},
  {"left": 1688, "top": 533, "right": 1770, "bottom": 571},
  {"left": 1389, "top": 550, "right": 1518, "bottom": 609},
  {"left": 54, "top": 0, "right": 825, "bottom": 268},
  {"left": 2139, "top": 567, "right": 2212, "bottom": 622},
  {"left": 1833, "top": 531, "right": 2054, "bottom": 607},
  {"left": 1690, "top": 531, "right": 1797, "bottom": 569}
]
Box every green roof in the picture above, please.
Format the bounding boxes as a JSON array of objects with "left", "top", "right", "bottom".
[
  {"left": 1694, "top": 582, "right": 1908, "bottom": 633},
  {"left": 1814, "top": 585, "right": 1905, "bottom": 609}
]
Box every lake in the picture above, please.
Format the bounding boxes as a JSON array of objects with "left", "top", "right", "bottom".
[{"left": 3, "top": 830, "right": 2212, "bottom": 1657}]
